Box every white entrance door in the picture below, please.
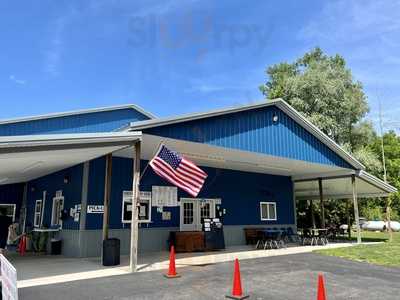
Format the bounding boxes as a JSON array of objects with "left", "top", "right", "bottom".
[{"left": 180, "top": 198, "right": 217, "bottom": 231}]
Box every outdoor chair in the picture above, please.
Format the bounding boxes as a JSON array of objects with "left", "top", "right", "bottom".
[
  {"left": 263, "top": 230, "right": 279, "bottom": 249},
  {"left": 286, "top": 227, "right": 300, "bottom": 243},
  {"left": 301, "top": 229, "right": 312, "bottom": 245},
  {"left": 275, "top": 231, "right": 286, "bottom": 248},
  {"left": 255, "top": 230, "right": 266, "bottom": 249},
  {"left": 310, "top": 230, "right": 320, "bottom": 246},
  {"left": 318, "top": 230, "right": 329, "bottom": 245}
]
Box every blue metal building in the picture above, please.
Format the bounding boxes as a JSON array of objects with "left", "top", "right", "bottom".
[{"left": 0, "top": 100, "right": 396, "bottom": 258}]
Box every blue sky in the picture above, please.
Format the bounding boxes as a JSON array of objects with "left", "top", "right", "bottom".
[{"left": 1, "top": 0, "right": 399, "bottom": 132}]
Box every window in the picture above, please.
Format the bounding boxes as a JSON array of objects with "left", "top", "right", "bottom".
[
  {"left": 34, "top": 200, "right": 42, "bottom": 227},
  {"left": 200, "top": 202, "right": 211, "bottom": 219},
  {"left": 122, "top": 191, "right": 151, "bottom": 223},
  {"left": 183, "top": 202, "right": 194, "bottom": 225},
  {"left": 0, "top": 204, "right": 16, "bottom": 222},
  {"left": 51, "top": 194, "right": 64, "bottom": 226},
  {"left": 260, "top": 202, "right": 277, "bottom": 221}
]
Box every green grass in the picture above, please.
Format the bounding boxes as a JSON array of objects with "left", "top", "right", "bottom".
[{"left": 316, "top": 231, "right": 400, "bottom": 268}]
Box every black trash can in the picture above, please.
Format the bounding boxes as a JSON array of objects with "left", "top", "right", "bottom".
[
  {"left": 102, "top": 238, "right": 120, "bottom": 266},
  {"left": 50, "top": 239, "right": 62, "bottom": 255}
]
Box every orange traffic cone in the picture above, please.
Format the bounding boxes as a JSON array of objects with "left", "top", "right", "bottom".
[
  {"left": 317, "top": 273, "right": 327, "bottom": 300},
  {"left": 226, "top": 259, "right": 249, "bottom": 300},
  {"left": 164, "top": 245, "right": 180, "bottom": 278}
]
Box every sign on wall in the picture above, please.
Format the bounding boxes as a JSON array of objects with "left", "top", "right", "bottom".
[
  {"left": 152, "top": 186, "right": 178, "bottom": 207},
  {"left": 1, "top": 254, "right": 18, "bottom": 300},
  {"left": 87, "top": 205, "right": 104, "bottom": 213}
]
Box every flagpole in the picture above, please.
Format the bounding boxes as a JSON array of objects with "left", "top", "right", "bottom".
[{"left": 139, "top": 141, "right": 164, "bottom": 181}]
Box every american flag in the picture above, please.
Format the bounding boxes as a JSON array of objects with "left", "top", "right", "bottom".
[{"left": 149, "top": 145, "right": 207, "bottom": 197}]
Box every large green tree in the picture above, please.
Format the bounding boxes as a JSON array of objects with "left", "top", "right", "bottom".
[
  {"left": 261, "top": 48, "right": 396, "bottom": 226},
  {"left": 260, "top": 47, "right": 370, "bottom": 150}
]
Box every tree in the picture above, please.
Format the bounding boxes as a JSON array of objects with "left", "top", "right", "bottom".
[
  {"left": 260, "top": 47, "right": 394, "bottom": 227},
  {"left": 260, "top": 47, "right": 369, "bottom": 150},
  {"left": 370, "top": 131, "right": 400, "bottom": 219}
]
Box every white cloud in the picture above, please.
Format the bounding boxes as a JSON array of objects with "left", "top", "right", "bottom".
[
  {"left": 9, "top": 75, "right": 26, "bottom": 85},
  {"left": 43, "top": 8, "right": 77, "bottom": 77}
]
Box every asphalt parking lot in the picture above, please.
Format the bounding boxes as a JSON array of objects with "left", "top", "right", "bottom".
[{"left": 19, "top": 253, "right": 400, "bottom": 300}]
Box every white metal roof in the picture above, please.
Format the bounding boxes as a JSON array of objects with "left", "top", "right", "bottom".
[
  {"left": 129, "top": 99, "right": 365, "bottom": 170},
  {"left": 0, "top": 104, "right": 155, "bottom": 126},
  {"left": 0, "top": 132, "right": 141, "bottom": 185}
]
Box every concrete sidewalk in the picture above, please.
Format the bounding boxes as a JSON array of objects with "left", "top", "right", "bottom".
[{"left": 10, "top": 242, "right": 359, "bottom": 288}]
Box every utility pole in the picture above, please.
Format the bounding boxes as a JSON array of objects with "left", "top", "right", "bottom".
[{"left": 379, "top": 100, "right": 392, "bottom": 242}]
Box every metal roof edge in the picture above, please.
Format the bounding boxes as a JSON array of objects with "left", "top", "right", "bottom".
[
  {"left": 0, "top": 132, "right": 142, "bottom": 148},
  {"left": 0, "top": 104, "right": 155, "bottom": 125},
  {"left": 130, "top": 99, "right": 281, "bottom": 129},
  {"left": 357, "top": 170, "right": 398, "bottom": 193}
]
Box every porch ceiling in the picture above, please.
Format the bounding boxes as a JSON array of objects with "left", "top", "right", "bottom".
[
  {"left": 0, "top": 132, "right": 141, "bottom": 185},
  {"left": 114, "top": 134, "right": 348, "bottom": 177},
  {"left": 114, "top": 134, "right": 396, "bottom": 199},
  {"left": 294, "top": 172, "right": 396, "bottom": 200}
]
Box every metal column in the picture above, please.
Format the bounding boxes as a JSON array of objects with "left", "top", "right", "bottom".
[{"left": 352, "top": 175, "right": 362, "bottom": 244}]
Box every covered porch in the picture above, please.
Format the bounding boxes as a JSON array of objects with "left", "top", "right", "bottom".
[{"left": 0, "top": 131, "right": 396, "bottom": 273}]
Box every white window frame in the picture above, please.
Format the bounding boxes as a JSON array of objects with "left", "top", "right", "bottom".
[
  {"left": 121, "top": 191, "right": 152, "bottom": 224},
  {"left": 34, "top": 200, "right": 43, "bottom": 228},
  {"left": 260, "top": 202, "right": 277, "bottom": 221},
  {"left": 0, "top": 204, "right": 16, "bottom": 222},
  {"left": 51, "top": 195, "right": 64, "bottom": 227}
]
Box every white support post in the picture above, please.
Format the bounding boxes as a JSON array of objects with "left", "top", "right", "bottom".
[
  {"left": 130, "top": 141, "right": 141, "bottom": 272},
  {"left": 352, "top": 175, "right": 362, "bottom": 244}
]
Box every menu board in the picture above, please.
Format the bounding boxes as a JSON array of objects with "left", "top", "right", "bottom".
[{"left": 152, "top": 186, "right": 178, "bottom": 207}]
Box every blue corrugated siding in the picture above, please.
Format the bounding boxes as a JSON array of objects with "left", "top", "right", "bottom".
[
  {"left": 0, "top": 108, "right": 149, "bottom": 136},
  {"left": 26, "top": 164, "right": 83, "bottom": 230},
  {"left": 0, "top": 183, "right": 24, "bottom": 220},
  {"left": 144, "top": 106, "right": 352, "bottom": 169},
  {"left": 86, "top": 157, "right": 294, "bottom": 230}
]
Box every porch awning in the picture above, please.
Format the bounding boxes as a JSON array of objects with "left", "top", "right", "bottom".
[
  {"left": 113, "top": 134, "right": 397, "bottom": 199},
  {"left": 294, "top": 170, "right": 397, "bottom": 200},
  {"left": 0, "top": 132, "right": 141, "bottom": 185}
]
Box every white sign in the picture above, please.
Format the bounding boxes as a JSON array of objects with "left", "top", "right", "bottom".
[
  {"left": 123, "top": 191, "right": 151, "bottom": 201},
  {"left": 152, "top": 186, "right": 178, "bottom": 207},
  {"left": 87, "top": 205, "right": 104, "bottom": 213},
  {"left": 1, "top": 254, "right": 18, "bottom": 300}
]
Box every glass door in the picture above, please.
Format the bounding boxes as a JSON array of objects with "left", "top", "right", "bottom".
[{"left": 180, "top": 198, "right": 217, "bottom": 231}]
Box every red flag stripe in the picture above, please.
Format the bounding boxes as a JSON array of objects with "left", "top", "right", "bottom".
[
  {"left": 150, "top": 160, "right": 198, "bottom": 197},
  {"left": 181, "top": 159, "right": 207, "bottom": 177},
  {"left": 151, "top": 167, "right": 197, "bottom": 197},
  {"left": 180, "top": 160, "right": 207, "bottom": 179},
  {"left": 153, "top": 158, "right": 204, "bottom": 190},
  {"left": 176, "top": 167, "right": 205, "bottom": 186},
  {"left": 151, "top": 158, "right": 200, "bottom": 194}
]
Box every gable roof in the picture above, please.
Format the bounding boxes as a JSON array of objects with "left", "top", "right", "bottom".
[
  {"left": 129, "top": 99, "right": 365, "bottom": 170},
  {"left": 0, "top": 104, "right": 155, "bottom": 126}
]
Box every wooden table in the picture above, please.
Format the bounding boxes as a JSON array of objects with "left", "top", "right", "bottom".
[{"left": 171, "top": 231, "right": 205, "bottom": 252}]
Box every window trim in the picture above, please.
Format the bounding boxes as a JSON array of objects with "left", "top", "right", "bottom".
[
  {"left": 260, "top": 201, "right": 277, "bottom": 221},
  {"left": 34, "top": 200, "right": 43, "bottom": 228},
  {"left": 51, "top": 196, "right": 64, "bottom": 227},
  {"left": 121, "top": 191, "right": 152, "bottom": 224},
  {"left": 0, "top": 204, "right": 16, "bottom": 222}
]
